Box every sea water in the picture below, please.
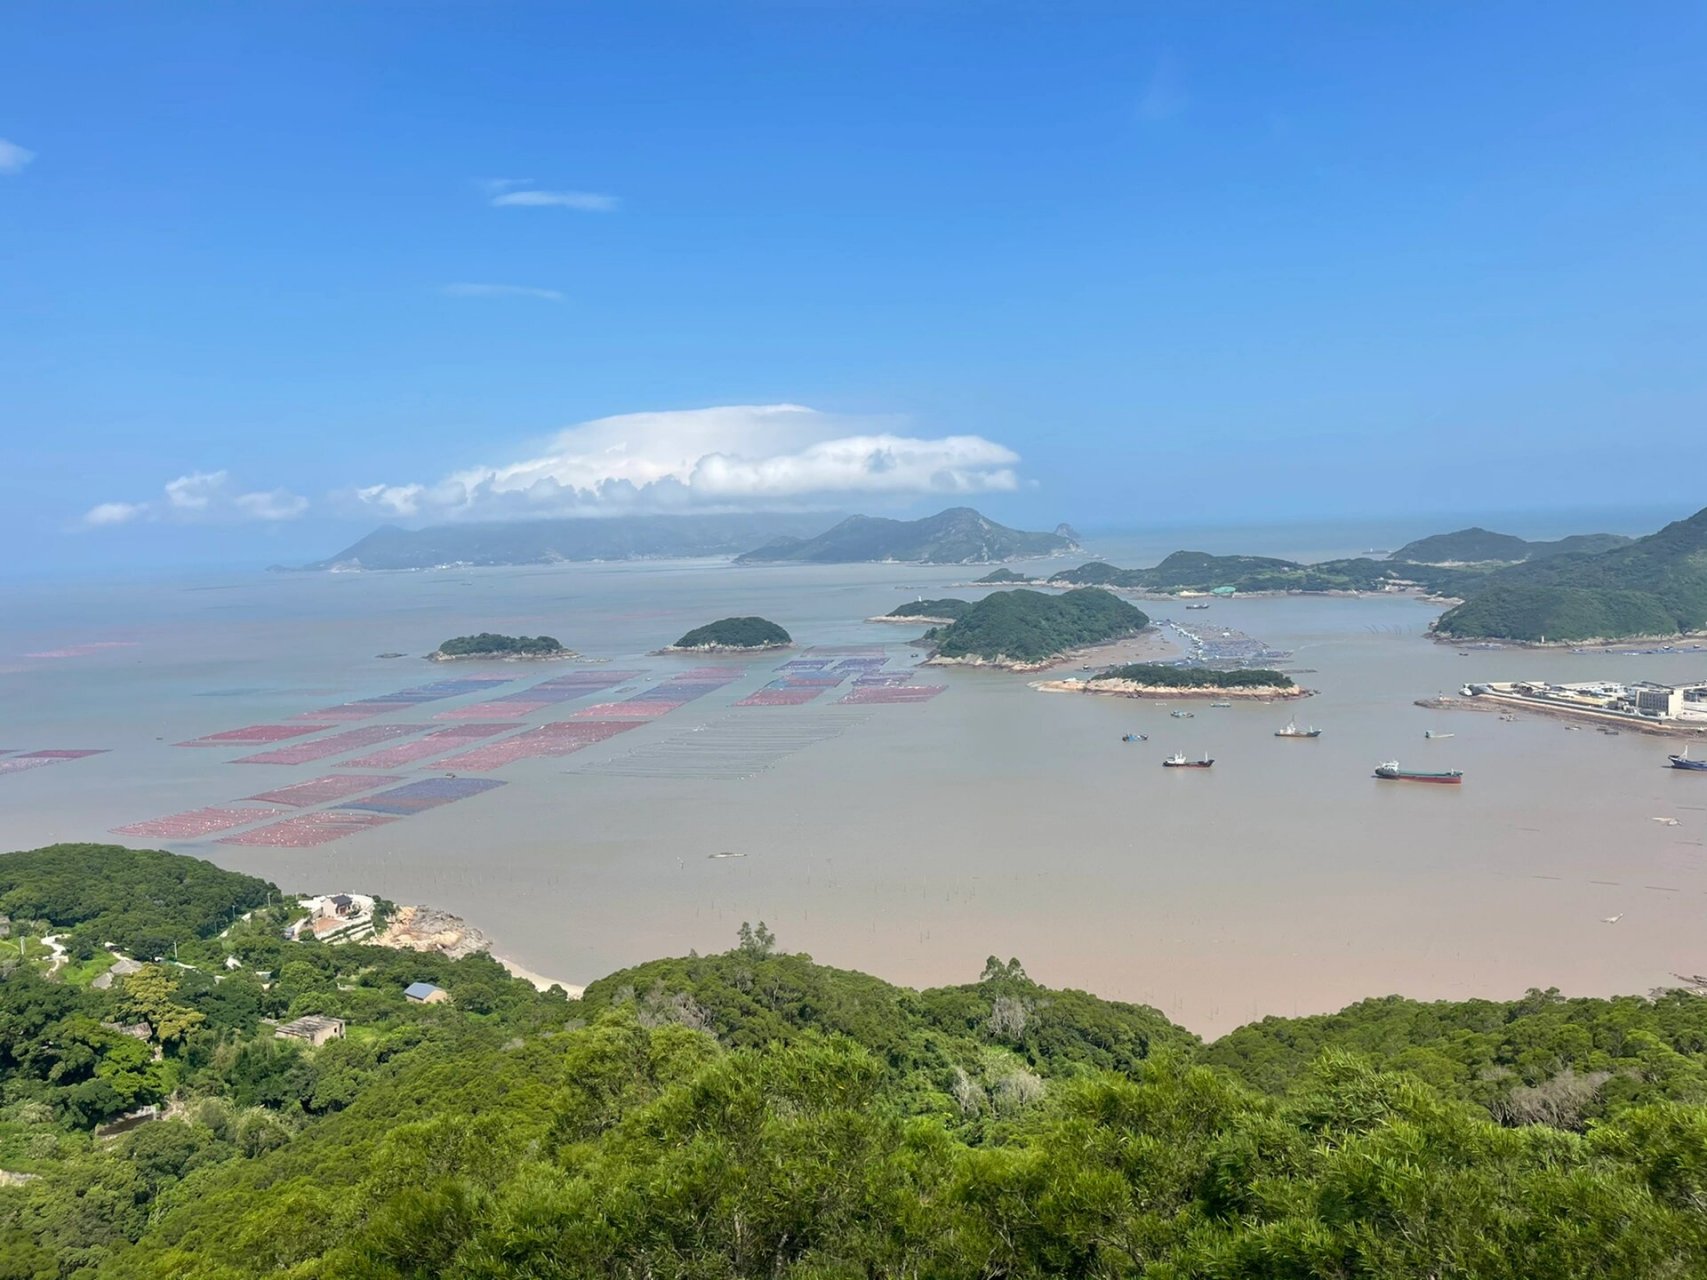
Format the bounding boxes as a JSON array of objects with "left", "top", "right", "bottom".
[{"left": 5, "top": 520, "right": 1704, "bottom": 1035}]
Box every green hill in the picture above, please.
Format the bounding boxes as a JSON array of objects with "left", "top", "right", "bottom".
[
  {"left": 430, "top": 632, "right": 566, "bottom": 659},
  {"left": 882, "top": 598, "right": 971, "bottom": 621},
  {"left": 974, "top": 567, "right": 1030, "bottom": 583},
  {"left": 1390, "top": 526, "right": 1633, "bottom": 565},
  {"left": 10, "top": 845, "right": 1707, "bottom": 1279},
  {"left": 1044, "top": 553, "right": 1482, "bottom": 598},
  {"left": 734, "top": 507, "right": 1078, "bottom": 564},
  {"left": 929, "top": 587, "right": 1147, "bottom": 663},
  {"left": 1436, "top": 506, "right": 1707, "bottom": 641},
  {"left": 669, "top": 616, "right": 792, "bottom": 650}
]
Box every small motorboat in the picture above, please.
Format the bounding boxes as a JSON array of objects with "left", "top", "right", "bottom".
[
  {"left": 1423, "top": 730, "right": 1454, "bottom": 740},
  {"left": 1209, "top": 700, "right": 1233, "bottom": 708},
  {"left": 1163, "top": 752, "right": 1213, "bottom": 769},
  {"left": 1170, "top": 709, "right": 1195, "bottom": 719},
  {"left": 1121, "top": 732, "right": 1147, "bottom": 743}
]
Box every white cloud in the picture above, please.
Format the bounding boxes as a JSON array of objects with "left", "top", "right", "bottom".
[
  {"left": 165, "top": 470, "right": 228, "bottom": 510},
  {"left": 234, "top": 488, "right": 310, "bottom": 520},
  {"left": 0, "top": 138, "right": 33, "bottom": 175},
  {"left": 484, "top": 178, "right": 619, "bottom": 212},
  {"left": 440, "top": 282, "right": 565, "bottom": 301},
  {"left": 84, "top": 471, "right": 308, "bottom": 528},
  {"left": 83, "top": 501, "right": 145, "bottom": 527},
  {"left": 349, "top": 404, "right": 1021, "bottom": 521}
]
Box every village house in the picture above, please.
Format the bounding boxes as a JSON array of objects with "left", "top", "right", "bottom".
[{"left": 403, "top": 981, "right": 450, "bottom": 1004}]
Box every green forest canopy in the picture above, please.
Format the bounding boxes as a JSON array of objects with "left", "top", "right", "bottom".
[
  {"left": 930, "top": 588, "right": 1148, "bottom": 662},
  {"left": 7, "top": 844, "right": 1707, "bottom": 1278},
  {"left": 883, "top": 597, "right": 971, "bottom": 620},
  {"left": 433, "top": 633, "right": 565, "bottom": 657},
  {"left": 670, "top": 616, "right": 792, "bottom": 649}
]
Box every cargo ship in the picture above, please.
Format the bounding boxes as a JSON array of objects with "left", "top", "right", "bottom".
[
  {"left": 1669, "top": 748, "right": 1707, "bottom": 772},
  {"left": 1275, "top": 720, "right": 1320, "bottom": 738},
  {"left": 1163, "top": 752, "right": 1214, "bottom": 769},
  {"left": 1374, "top": 760, "right": 1462, "bottom": 784}
]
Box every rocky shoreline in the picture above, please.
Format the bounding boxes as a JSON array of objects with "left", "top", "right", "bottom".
[
  {"left": 426, "top": 649, "right": 586, "bottom": 663},
  {"left": 655, "top": 642, "right": 792, "bottom": 655},
  {"left": 865, "top": 614, "right": 957, "bottom": 625},
  {"left": 375, "top": 905, "right": 584, "bottom": 996},
  {"left": 1033, "top": 678, "right": 1310, "bottom": 701}
]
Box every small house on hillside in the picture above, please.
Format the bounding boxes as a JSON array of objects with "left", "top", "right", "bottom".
[
  {"left": 404, "top": 981, "right": 449, "bottom": 1004},
  {"left": 274, "top": 1015, "right": 346, "bottom": 1047},
  {"left": 0, "top": 915, "right": 11, "bottom": 940},
  {"left": 328, "top": 893, "right": 356, "bottom": 916}
]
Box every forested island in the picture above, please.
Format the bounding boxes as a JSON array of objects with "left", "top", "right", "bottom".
[
  {"left": 666, "top": 616, "right": 792, "bottom": 651},
  {"left": 870, "top": 597, "right": 971, "bottom": 624},
  {"left": 925, "top": 588, "right": 1148, "bottom": 668},
  {"left": 1389, "top": 526, "right": 1632, "bottom": 565},
  {"left": 427, "top": 632, "right": 572, "bottom": 661},
  {"left": 1047, "top": 553, "right": 1478, "bottom": 598},
  {"left": 1038, "top": 663, "right": 1305, "bottom": 700},
  {"left": 1434, "top": 505, "right": 1707, "bottom": 643},
  {"left": 6, "top": 842, "right": 1707, "bottom": 1278}
]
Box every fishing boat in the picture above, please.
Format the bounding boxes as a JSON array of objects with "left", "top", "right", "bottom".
[
  {"left": 1274, "top": 720, "right": 1321, "bottom": 739},
  {"left": 1374, "top": 760, "right": 1463, "bottom": 784},
  {"left": 1185, "top": 602, "right": 1212, "bottom": 611},
  {"left": 1669, "top": 748, "right": 1707, "bottom": 772},
  {"left": 1209, "top": 700, "right": 1233, "bottom": 708},
  {"left": 1170, "top": 709, "right": 1195, "bottom": 719},
  {"left": 1423, "top": 730, "right": 1454, "bottom": 739},
  {"left": 1163, "top": 752, "right": 1213, "bottom": 769},
  {"left": 1121, "top": 732, "right": 1147, "bottom": 743}
]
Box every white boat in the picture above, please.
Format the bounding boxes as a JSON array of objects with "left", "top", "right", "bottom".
[{"left": 1424, "top": 730, "right": 1454, "bottom": 739}]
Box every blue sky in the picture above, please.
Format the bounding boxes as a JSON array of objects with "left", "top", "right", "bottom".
[{"left": 4, "top": 2, "right": 1705, "bottom": 569}]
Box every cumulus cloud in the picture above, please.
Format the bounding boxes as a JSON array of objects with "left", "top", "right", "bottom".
[
  {"left": 482, "top": 178, "right": 618, "bottom": 212},
  {"left": 347, "top": 404, "right": 1020, "bottom": 521},
  {"left": 165, "top": 470, "right": 228, "bottom": 511},
  {"left": 83, "top": 471, "right": 309, "bottom": 528},
  {"left": 83, "top": 501, "right": 145, "bottom": 527},
  {"left": 82, "top": 406, "right": 1025, "bottom": 531},
  {"left": 440, "top": 282, "right": 565, "bottom": 301},
  {"left": 0, "top": 138, "right": 33, "bottom": 175}
]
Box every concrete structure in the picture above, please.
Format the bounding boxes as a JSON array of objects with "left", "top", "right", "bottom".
[
  {"left": 1460, "top": 679, "right": 1707, "bottom": 732},
  {"left": 403, "top": 981, "right": 450, "bottom": 1004},
  {"left": 0, "top": 915, "right": 10, "bottom": 940},
  {"left": 274, "top": 1014, "right": 346, "bottom": 1046}
]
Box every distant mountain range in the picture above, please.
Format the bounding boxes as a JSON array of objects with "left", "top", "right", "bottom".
[
  {"left": 1388, "top": 527, "right": 1632, "bottom": 565},
  {"left": 1435, "top": 506, "right": 1707, "bottom": 642},
  {"left": 294, "top": 513, "right": 842, "bottom": 570},
  {"left": 733, "top": 508, "right": 1079, "bottom": 565}
]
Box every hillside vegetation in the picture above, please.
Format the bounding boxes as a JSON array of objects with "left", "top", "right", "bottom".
[
  {"left": 1437, "top": 506, "right": 1707, "bottom": 641},
  {"left": 670, "top": 616, "right": 792, "bottom": 649},
  {"left": 735, "top": 507, "right": 1077, "bottom": 564},
  {"left": 431, "top": 633, "right": 566, "bottom": 659},
  {"left": 6, "top": 846, "right": 1707, "bottom": 1277},
  {"left": 882, "top": 598, "right": 971, "bottom": 621},
  {"left": 1047, "top": 553, "right": 1481, "bottom": 598},
  {"left": 929, "top": 588, "right": 1147, "bottom": 663},
  {"left": 1390, "top": 526, "right": 1632, "bottom": 565}
]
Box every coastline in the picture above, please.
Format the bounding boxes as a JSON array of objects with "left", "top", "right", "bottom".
[
  {"left": 1430, "top": 630, "right": 1707, "bottom": 652},
  {"left": 1034, "top": 677, "right": 1309, "bottom": 701},
  {"left": 374, "top": 904, "right": 584, "bottom": 996},
  {"left": 426, "top": 650, "right": 588, "bottom": 663},
  {"left": 655, "top": 642, "right": 792, "bottom": 655},
  {"left": 1416, "top": 693, "right": 1707, "bottom": 738},
  {"left": 865, "top": 614, "right": 957, "bottom": 625}
]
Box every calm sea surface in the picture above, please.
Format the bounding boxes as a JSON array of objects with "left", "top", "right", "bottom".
[{"left": 6, "top": 519, "right": 1705, "bottom": 1035}]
